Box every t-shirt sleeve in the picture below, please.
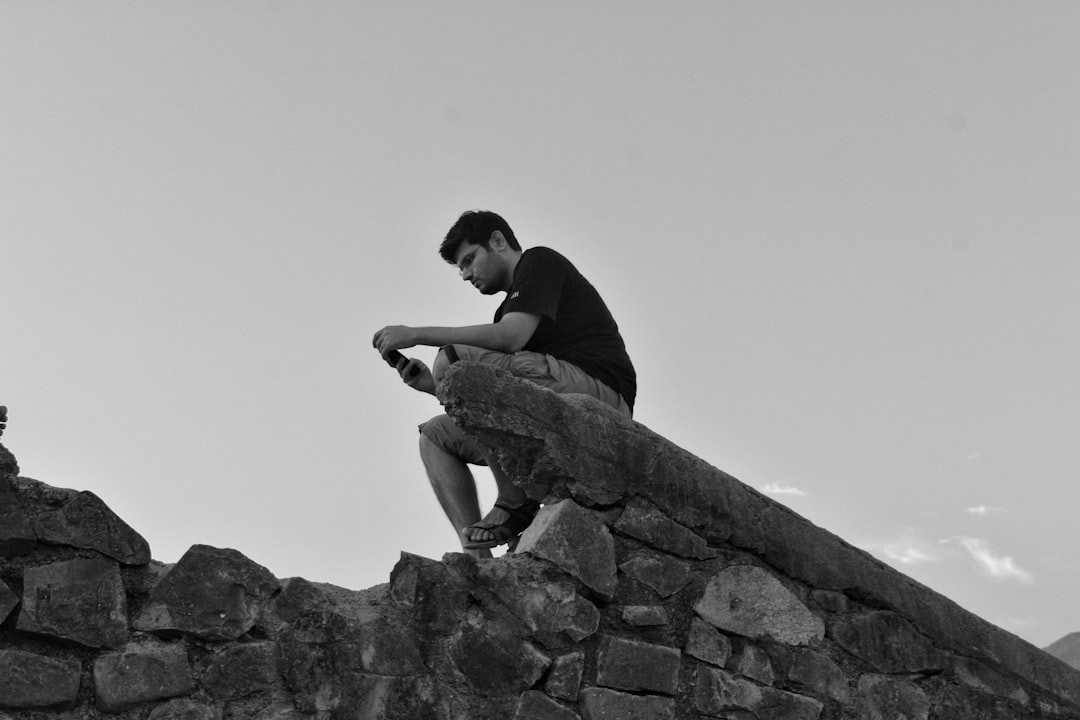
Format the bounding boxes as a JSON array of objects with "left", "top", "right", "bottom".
[{"left": 501, "top": 249, "right": 565, "bottom": 322}]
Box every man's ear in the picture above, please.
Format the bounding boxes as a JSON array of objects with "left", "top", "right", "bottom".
[{"left": 489, "top": 230, "right": 506, "bottom": 251}]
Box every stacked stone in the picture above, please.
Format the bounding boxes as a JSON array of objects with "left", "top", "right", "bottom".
[
  {"left": 4, "top": 370, "right": 1080, "bottom": 719},
  {"left": 429, "top": 362, "right": 1080, "bottom": 720},
  {"left": 0, "top": 449, "right": 296, "bottom": 718}
]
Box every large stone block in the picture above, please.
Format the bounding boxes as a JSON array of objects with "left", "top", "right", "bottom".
[
  {"left": 449, "top": 624, "right": 550, "bottom": 697},
  {"left": 17, "top": 557, "right": 128, "bottom": 648},
  {"left": 685, "top": 616, "right": 732, "bottom": 667},
  {"left": 544, "top": 651, "right": 585, "bottom": 701},
  {"left": 475, "top": 559, "right": 600, "bottom": 641},
  {"left": 512, "top": 690, "right": 579, "bottom": 720},
  {"left": 579, "top": 688, "right": 675, "bottom": 720},
  {"left": 516, "top": 500, "right": 617, "bottom": 599},
  {"left": 694, "top": 565, "right": 823, "bottom": 645},
  {"left": 829, "top": 610, "right": 943, "bottom": 673},
  {"left": 203, "top": 641, "right": 279, "bottom": 700},
  {"left": 281, "top": 606, "right": 426, "bottom": 707},
  {"left": 948, "top": 655, "right": 1030, "bottom": 705},
  {"left": 855, "top": 674, "right": 929, "bottom": 720},
  {"left": 33, "top": 488, "right": 151, "bottom": 564},
  {"left": 134, "top": 544, "right": 280, "bottom": 641},
  {"left": 1, "top": 476, "right": 150, "bottom": 563},
  {"left": 613, "top": 497, "right": 718, "bottom": 559},
  {"left": 728, "top": 642, "right": 775, "bottom": 685},
  {"left": 94, "top": 642, "right": 196, "bottom": 712},
  {"left": 617, "top": 549, "right": 691, "bottom": 598},
  {"left": 0, "top": 649, "right": 81, "bottom": 709},
  {"left": 596, "top": 635, "right": 681, "bottom": 696},
  {"left": 694, "top": 666, "right": 823, "bottom": 720},
  {"left": 786, "top": 647, "right": 851, "bottom": 704}
]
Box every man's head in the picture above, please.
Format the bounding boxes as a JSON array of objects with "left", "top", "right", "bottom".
[
  {"left": 440, "top": 211, "right": 523, "bottom": 295},
  {"left": 439, "top": 210, "right": 521, "bottom": 264}
]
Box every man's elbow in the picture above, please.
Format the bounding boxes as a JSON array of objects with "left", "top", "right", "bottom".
[
  {"left": 499, "top": 335, "right": 529, "bottom": 353},
  {"left": 495, "top": 327, "right": 532, "bottom": 354}
]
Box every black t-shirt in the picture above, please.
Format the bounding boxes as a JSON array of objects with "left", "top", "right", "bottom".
[{"left": 495, "top": 247, "right": 637, "bottom": 412}]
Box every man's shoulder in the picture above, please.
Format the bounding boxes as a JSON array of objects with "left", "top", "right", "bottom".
[{"left": 521, "top": 246, "right": 574, "bottom": 271}]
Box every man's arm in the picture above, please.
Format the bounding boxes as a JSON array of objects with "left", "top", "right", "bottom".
[{"left": 373, "top": 312, "right": 540, "bottom": 356}]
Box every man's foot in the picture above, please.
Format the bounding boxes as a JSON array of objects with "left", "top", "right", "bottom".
[{"left": 463, "top": 500, "right": 540, "bottom": 550}]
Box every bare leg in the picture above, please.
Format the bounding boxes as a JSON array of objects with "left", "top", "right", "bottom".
[
  {"left": 419, "top": 434, "right": 492, "bottom": 559},
  {"left": 463, "top": 449, "right": 530, "bottom": 546}
]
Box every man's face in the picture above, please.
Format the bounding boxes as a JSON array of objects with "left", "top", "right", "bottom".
[{"left": 454, "top": 241, "right": 507, "bottom": 295}]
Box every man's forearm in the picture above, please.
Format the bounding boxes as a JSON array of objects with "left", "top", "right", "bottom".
[
  {"left": 374, "top": 313, "right": 538, "bottom": 357},
  {"left": 413, "top": 323, "right": 519, "bottom": 353}
]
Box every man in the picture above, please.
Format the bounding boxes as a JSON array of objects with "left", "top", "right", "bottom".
[{"left": 373, "top": 210, "right": 635, "bottom": 556}]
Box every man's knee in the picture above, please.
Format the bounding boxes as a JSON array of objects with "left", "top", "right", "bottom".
[{"left": 418, "top": 413, "right": 488, "bottom": 466}]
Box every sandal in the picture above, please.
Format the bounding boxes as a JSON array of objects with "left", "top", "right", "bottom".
[{"left": 463, "top": 500, "right": 541, "bottom": 550}]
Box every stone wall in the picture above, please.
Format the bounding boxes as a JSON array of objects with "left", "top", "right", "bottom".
[{"left": 1, "top": 369, "right": 1078, "bottom": 719}]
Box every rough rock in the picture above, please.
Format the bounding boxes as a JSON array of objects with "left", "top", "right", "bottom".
[
  {"left": 621, "top": 605, "right": 669, "bottom": 626},
  {"left": 949, "top": 655, "right": 1030, "bottom": 705},
  {"left": 203, "top": 641, "right": 280, "bottom": 700},
  {"left": 695, "top": 565, "right": 824, "bottom": 645},
  {"left": 579, "top": 687, "right": 675, "bottom": 720},
  {"left": 685, "top": 616, "right": 732, "bottom": 667},
  {"left": 512, "top": 690, "right": 580, "bottom": 720},
  {"left": 516, "top": 500, "right": 616, "bottom": 599},
  {"left": 855, "top": 674, "right": 930, "bottom": 720},
  {"left": 613, "top": 497, "right": 717, "bottom": 559},
  {"left": 786, "top": 647, "right": 851, "bottom": 703},
  {"left": 829, "top": 610, "right": 944, "bottom": 673},
  {"left": 134, "top": 544, "right": 280, "bottom": 640},
  {"left": 0, "top": 649, "right": 81, "bottom": 708},
  {"left": 544, "top": 651, "right": 585, "bottom": 701},
  {"left": 281, "top": 603, "right": 427, "bottom": 713},
  {"left": 616, "top": 549, "right": 691, "bottom": 598},
  {"left": 728, "top": 641, "right": 775, "bottom": 685},
  {"left": 474, "top": 557, "right": 600, "bottom": 641},
  {"left": 32, "top": 487, "right": 151, "bottom": 564},
  {"left": 17, "top": 557, "right": 128, "bottom": 648},
  {"left": 1, "top": 476, "right": 149, "bottom": 563},
  {"left": 595, "top": 634, "right": 681, "bottom": 696},
  {"left": 93, "top": 642, "right": 196, "bottom": 712},
  {"left": 449, "top": 624, "right": 550, "bottom": 696},
  {"left": 694, "top": 666, "right": 823, "bottom": 720}
]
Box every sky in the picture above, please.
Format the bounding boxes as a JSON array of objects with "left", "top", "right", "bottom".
[{"left": 2, "top": 2, "right": 1077, "bottom": 649}]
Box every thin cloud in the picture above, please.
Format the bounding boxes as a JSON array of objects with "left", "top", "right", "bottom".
[
  {"left": 943, "top": 536, "right": 1033, "bottom": 584},
  {"left": 967, "top": 505, "right": 1006, "bottom": 517},
  {"left": 863, "top": 532, "right": 941, "bottom": 566},
  {"left": 761, "top": 483, "right": 807, "bottom": 497}
]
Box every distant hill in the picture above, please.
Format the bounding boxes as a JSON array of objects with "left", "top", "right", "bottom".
[{"left": 1044, "top": 632, "right": 1080, "bottom": 670}]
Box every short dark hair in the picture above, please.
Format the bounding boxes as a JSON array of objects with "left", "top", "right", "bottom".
[{"left": 439, "top": 210, "right": 521, "bottom": 264}]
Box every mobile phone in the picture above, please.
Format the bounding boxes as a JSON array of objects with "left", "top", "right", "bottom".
[{"left": 383, "top": 349, "right": 420, "bottom": 377}]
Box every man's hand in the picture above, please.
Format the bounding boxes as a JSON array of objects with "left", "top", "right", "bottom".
[
  {"left": 372, "top": 325, "right": 417, "bottom": 357},
  {"left": 396, "top": 357, "right": 436, "bottom": 395}
]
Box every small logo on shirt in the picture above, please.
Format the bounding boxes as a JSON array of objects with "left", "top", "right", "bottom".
[{"left": 510, "top": 291, "right": 520, "bottom": 299}]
